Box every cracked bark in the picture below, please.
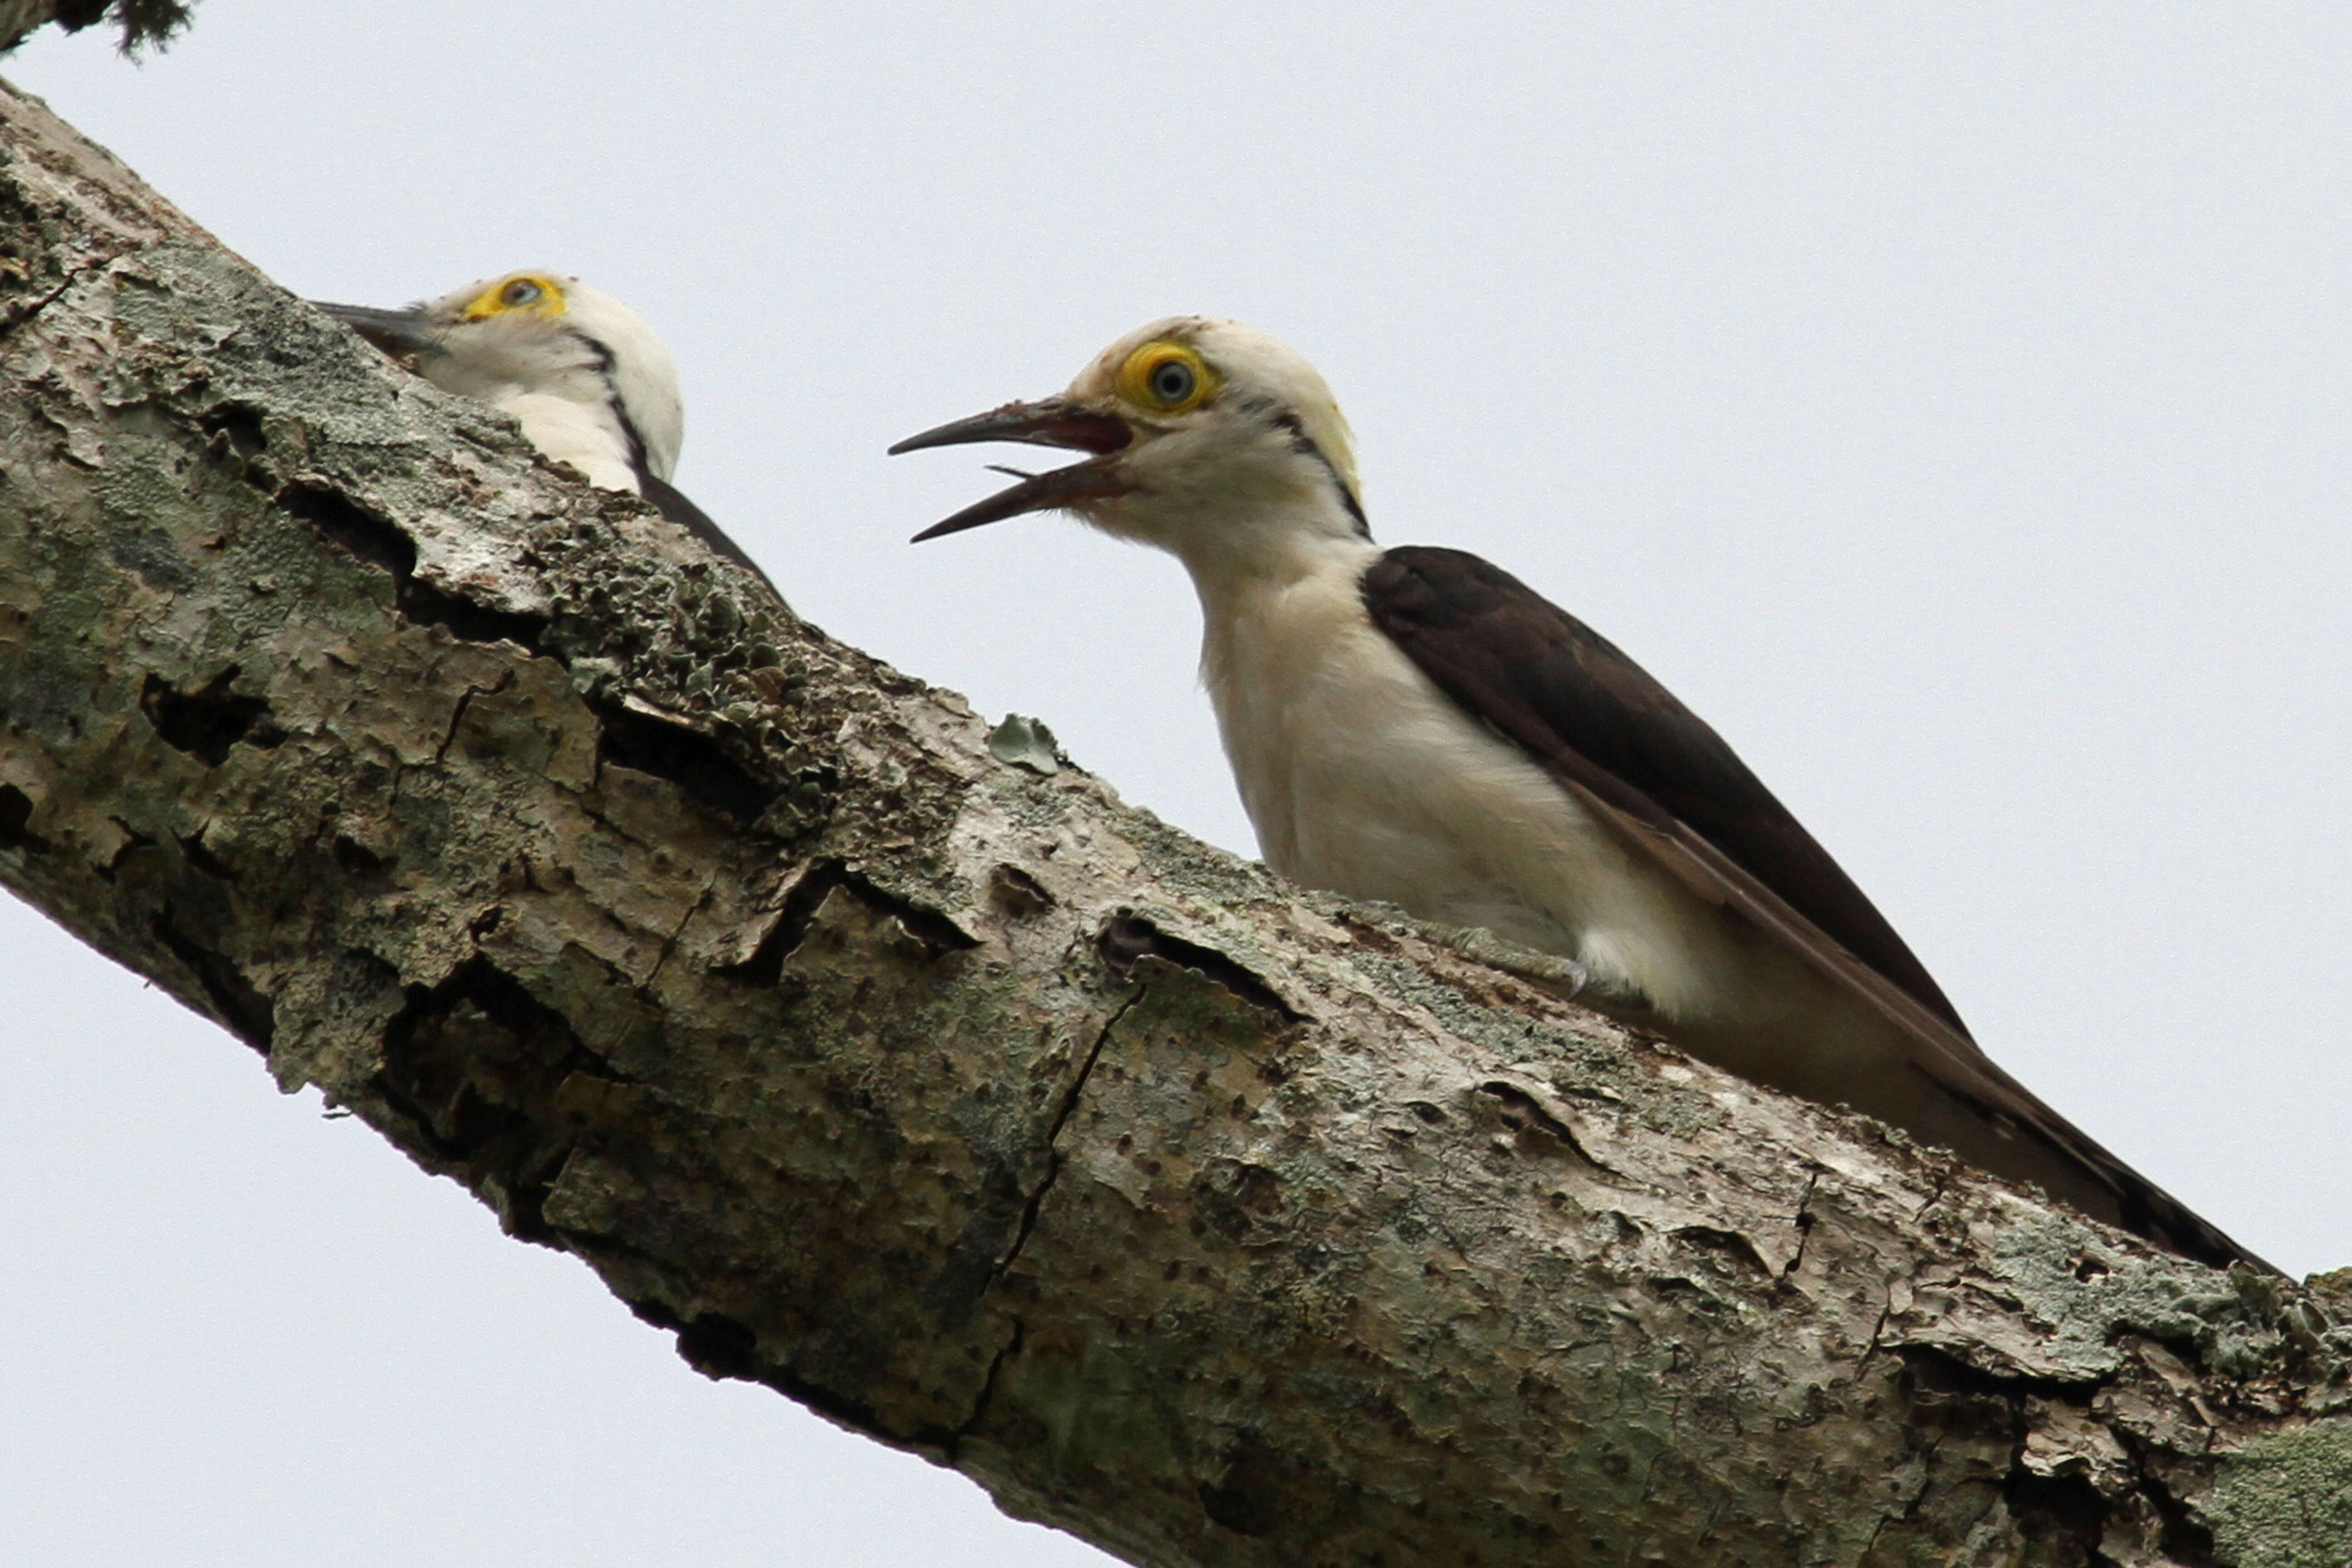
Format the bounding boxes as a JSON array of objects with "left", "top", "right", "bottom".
[{"left": 3, "top": 68, "right": 2352, "bottom": 1568}]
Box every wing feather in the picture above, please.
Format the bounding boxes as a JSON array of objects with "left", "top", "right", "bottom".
[
  {"left": 1363, "top": 545, "right": 2266, "bottom": 1271},
  {"left": 1367, "top": 546, "right": 1963, "bottom": 1031}
]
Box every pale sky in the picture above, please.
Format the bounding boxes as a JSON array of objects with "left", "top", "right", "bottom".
[{"left": 6, "top": 5, "right": 2350, "bottom": 1563}]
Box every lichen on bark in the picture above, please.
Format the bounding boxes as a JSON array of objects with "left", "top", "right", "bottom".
[{"left": 4, "top": 75, "right": 2349, "bottom": 1568}]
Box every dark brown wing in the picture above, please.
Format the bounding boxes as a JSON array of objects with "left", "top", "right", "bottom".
[
  {"left": 1367, "top": 545, "right": 1963, "bottom": 1031},
  {"left": 1363, "top": 545, "right": 2269, "bottom": 1272}
]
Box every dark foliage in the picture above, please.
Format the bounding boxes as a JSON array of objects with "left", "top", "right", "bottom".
[{"left": 19, "top": 1, "right": 196, "bottom": 57}]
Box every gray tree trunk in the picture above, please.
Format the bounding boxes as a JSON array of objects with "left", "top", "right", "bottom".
[{"left": 2, "top": 71, "right": 2348, "bottom": 1568}]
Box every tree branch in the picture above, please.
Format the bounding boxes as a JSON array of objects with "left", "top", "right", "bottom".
[{"left": 3, "top": 76, "right": 2347, "bottom": 1568}]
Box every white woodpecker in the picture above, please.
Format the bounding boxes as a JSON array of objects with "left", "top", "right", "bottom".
[
  {"left": 316, "top": 270, "right": 780, "bottom": 601},
  {"left": 892, "top": 315, "right": 2268, "bottom": 1273}
]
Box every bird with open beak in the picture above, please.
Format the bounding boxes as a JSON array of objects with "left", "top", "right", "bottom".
[{"left": 891, "top": 314, "right": 2269, "bottom": 1273}]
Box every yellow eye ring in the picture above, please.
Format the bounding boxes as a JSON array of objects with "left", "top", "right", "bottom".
[
  {"left": 460, "top": 273, "right": 566, "bottom": 320},
  {"left": 1116, "top": 341, "right": 1217, "bottom": 414}
]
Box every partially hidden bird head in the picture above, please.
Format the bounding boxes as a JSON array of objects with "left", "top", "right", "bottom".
[
  {"left": 316, "top": 270, "right": 685, "bottom": 486},
  {"left": 892, "top": 317, "right": 1368, "bottom": 568}
]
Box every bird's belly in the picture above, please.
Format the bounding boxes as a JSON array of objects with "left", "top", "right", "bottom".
[
  {"left": 1246, "top": 684, "right": 1911, "bottom": 1106},
  {"left": 1277, "top": 723, "right": 1605, "bottom": 949},
  {"left": 1216, "top": 619, "right": 1760, "bottom": 1022}
]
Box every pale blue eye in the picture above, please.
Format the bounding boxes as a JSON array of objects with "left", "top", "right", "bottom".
[
  {"left": 501, "top": 279, "right": 543, "bottom": 307},
  {"left": 1150, "top": 360, "right": 1196, "bottom": 404}
]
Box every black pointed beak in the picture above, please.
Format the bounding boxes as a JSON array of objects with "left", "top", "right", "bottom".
[
  {"left": 906, "top": 456, "right": 1137, "bottom": 542},
  {"left": 892, "top": 397, "right": 1138, "bottom": 542},
  {"left": 888, "top": 397, "right": 1133, "bottom": 459},
  {"left": 314, "top": 301, "right": 447, "bottom": 361}
]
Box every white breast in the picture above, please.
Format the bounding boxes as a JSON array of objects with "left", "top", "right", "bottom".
[
  {"left": 496, "top": 393, "right": 640, "bottom": 494},
  {"left": 1192, "top": 538, "right": 1768, "bottom": 1023}
]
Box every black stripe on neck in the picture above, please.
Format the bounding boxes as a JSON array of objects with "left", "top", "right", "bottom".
[
  {"left": 1268, "top": 408, "right": 1370, "bottom": 538},
  {"left": 568, "top": 328, "right": 658, "bottom": 490}
]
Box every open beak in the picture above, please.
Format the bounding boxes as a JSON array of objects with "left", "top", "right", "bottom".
[
  {"left": 888, "top": 397, "right": 1136, "bottom": 542},
  {"left": 313, "top": 301, "right": 448, "bottom": 362}
]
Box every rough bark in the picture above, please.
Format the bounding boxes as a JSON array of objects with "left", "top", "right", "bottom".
[{"left": 2, "top": 75, "right": 2349, "bottom": 1568}]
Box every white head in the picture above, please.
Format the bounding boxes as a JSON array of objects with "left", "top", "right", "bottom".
[
  {"left": 319, "top": 270, "right": 685, "bottom": 489},
  {"left": 892, "top": 317, "right": 1367, "bottom": 575}
]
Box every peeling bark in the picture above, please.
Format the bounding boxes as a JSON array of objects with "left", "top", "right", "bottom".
[{"left": 3, "top": 75, "right": 2350, "bottom": 1568}]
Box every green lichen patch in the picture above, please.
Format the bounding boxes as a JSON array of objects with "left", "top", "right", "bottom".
[
  {"left": 2205, "top": 1419, "right": 2352, "bottom": 1568},
  {"left": 1989, "top": 1214, "right": 2231, "bottom": 1380},
  {"left": 986, "top": 712, "right": 1062, "bottom": 775}
]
